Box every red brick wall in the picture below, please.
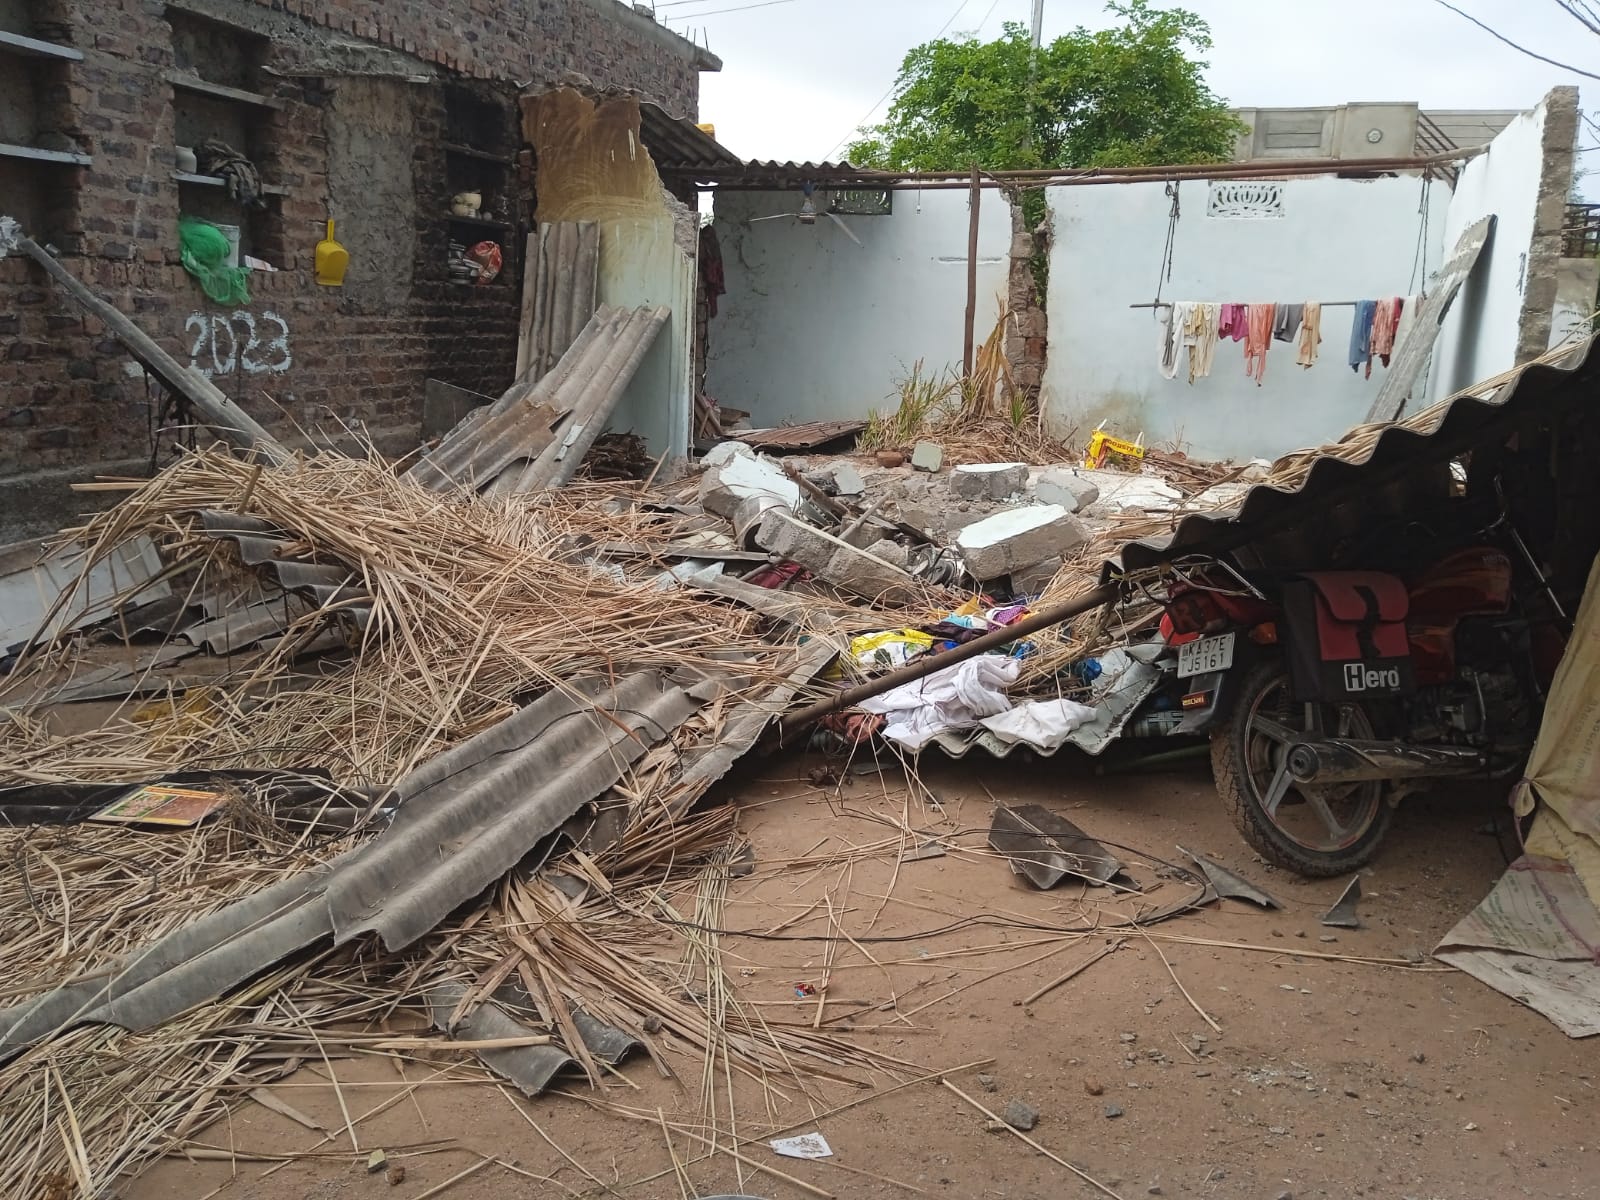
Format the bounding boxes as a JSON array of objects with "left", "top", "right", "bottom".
[{"left": 0, "top": 0, "right": 706, "bottom": 539}]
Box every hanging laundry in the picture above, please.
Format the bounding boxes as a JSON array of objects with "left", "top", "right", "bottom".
[
  {"left": 1296, "top": 302, "right": 1322, "bottom": 369},
  {"left": 1217, "top": 302, "right": 1248, "bottom": 342},
  {"left": 1158, "top": 302, "right": 1188, "bottom": 380},
  {"left": 1184, "top": 301, "right": 1221, "bottom": 383},
  {"left": 1371, "top": 296, "right": 1408, "bottom": 366},
  {"left": 1272, "top": 302, "right": 1304, "bottom": 343},
  {"left": 1243, "top": 303, "right": 1275, "bottom": 385},
  {"left": 1349, "top": 300, "right": 1377, "bottom": 377}
]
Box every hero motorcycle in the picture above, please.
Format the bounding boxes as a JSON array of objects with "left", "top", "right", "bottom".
[{"left": 1122, "top": 499, "right": 1565, "bottom": 876}]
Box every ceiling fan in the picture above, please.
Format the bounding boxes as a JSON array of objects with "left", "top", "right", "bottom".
[{"left": 746, "top": 182, "right": 863, "bottom": 246}]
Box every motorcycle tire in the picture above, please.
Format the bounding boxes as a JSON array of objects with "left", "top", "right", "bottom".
[{"left": 1211, "top": 660, "right": 1394, "bottom": 878}]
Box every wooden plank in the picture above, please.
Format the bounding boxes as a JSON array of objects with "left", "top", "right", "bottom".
[
  {"left": 0, "top": 30, "right": 83, "bottom": 60},
  {"left": 1365, "top": 214, "right": 1497, "bottom": 424},
  {"left": 167, "top": 71, "right": 283, "bottom": 110},
  {"left": 0, "top": 219, "right": 289, "bottom": 463},
  {"left": 0, "top": 142, "right": 90, "bottom": 166}
]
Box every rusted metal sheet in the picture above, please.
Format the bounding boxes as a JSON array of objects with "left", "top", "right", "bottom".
[{"left": 731, "top": 420, "right": 867, "bottom": 453}]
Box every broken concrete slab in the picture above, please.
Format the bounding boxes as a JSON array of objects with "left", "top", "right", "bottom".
[
  {"left": 950, "top": 462, "right": 1028, "bottom": 500},
  {"left": 698, "top": 442, "right": 801, "bottom": 520},
  {"left": 756, "top": 510, "right": 920, "bottom": 603},
  {"left": 829, "top": 461, "right": 866, "bottom": 496},
  {"left": 1033, "top": 466, "right": 1100, "bottom": 513},
  {"left": 956, "top": 504, "right": 1090, "bottom": 581},
  {"left": 911, "top": 442, "right": 944, "bottom": 472}
]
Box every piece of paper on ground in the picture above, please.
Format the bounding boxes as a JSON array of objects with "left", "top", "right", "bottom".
[
  {"left": 1435, "top": 854, "right": 1600, "bottom": 1038},
  {"left": 770, "top": 1132, "right": 832, "bottom": 1159}
]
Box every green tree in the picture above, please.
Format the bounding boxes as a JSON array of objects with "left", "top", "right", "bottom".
[{"left": 847, "top": 1, "right": 1243, "bottom": 172}]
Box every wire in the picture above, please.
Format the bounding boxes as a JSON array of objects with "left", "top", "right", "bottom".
[
  {"left": 662, "top": 0, "right": 794, "bottom": 15},
  {"left": 821, "top": 0, "right": 983, "bottom": 161}
]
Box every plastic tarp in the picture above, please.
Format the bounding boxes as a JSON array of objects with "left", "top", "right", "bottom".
[{"left": 1436, "top": 553, "right": 1600, "bottom": 1036}]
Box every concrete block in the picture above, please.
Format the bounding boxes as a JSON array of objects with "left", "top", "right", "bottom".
[
  {"left": 1033, "top": 467, "right": 1100, "bottom": 513},
  {"left": 951, "top": 462, "right": 1028, "bottom": 500},
  {"left": 956, "top": 504, "right": 1090, "bottom": 581},
  {"left": 911, "top": 442, "right": 944, "bottom": 472},
  {"left": 867, "top": 538, "right": 909, "bottom": 569},
  {"left": 699, "top": 442, "right": 801, "bottom": 519},
  {"left": 756, "top": 510, "right": 919, "bottom": 603},
  {"left": 829, "top": 461, "right": 866, "bottom": 496}
]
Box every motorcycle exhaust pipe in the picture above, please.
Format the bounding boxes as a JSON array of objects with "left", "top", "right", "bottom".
[{"left": 1287, "top": 739, "right": 1488, "bottom": 786}]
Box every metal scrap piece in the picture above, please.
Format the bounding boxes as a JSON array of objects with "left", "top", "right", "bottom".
[
  {"left": 1178, "top": 845, "right": 1282, "bottom": 910},
  {"left": 988, "top": 804, "right": 1123, "bottom": 889},
  {"left": 1322, "top": 875, "right": 1363, "bottom": 928}
]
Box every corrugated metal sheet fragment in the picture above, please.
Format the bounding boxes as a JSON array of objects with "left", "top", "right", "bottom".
[{"left": 517, "top": 221, "right": 600, "bottom": 384}]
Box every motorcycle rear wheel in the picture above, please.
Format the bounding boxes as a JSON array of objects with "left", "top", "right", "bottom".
[{"left": 1211, "top": 661, "right": 1394, "bottom": 878}]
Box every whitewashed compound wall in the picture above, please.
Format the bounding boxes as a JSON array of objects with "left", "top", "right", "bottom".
[
  {"left": 1042, "top": 174, "right": 1449, "bottom": 462},
  {"left": 1428, "top": 98, "right": 1554, "bottom": 399},
  {"left": 706, "top": 189, "right": 1012, "bottom": 425}
]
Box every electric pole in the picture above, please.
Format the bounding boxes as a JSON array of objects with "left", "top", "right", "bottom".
[{"left": 1024, "top": 0, "right": 1044, "bottom": 155}]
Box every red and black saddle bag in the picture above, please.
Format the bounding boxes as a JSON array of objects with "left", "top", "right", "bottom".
[{"left": 1281, "top": 571, "right": 1415, "bottom": 702}]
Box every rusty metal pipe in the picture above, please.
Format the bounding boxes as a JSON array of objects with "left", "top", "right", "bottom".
[
  {"left": 1286, "top": 738, "right": 1486, "bottom": 785},
  {"left": 778, "top": 582, "right": 1120, "bottom": 737}
]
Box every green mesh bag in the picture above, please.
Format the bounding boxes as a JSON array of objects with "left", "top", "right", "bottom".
[{"left": 179, "top": 217, "right": 250, "bottom": 306}]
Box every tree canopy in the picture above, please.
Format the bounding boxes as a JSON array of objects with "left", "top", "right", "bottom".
[{"left": 846, "top": 1, "right": 1244, "bottom": 172}]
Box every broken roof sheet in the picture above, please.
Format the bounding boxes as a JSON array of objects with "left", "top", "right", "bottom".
[
  {"left": 0, "top": 670, "right": 705, "bottom": 1062},
  {"left": 1106, "top": 338, "right": 1600, "bottom": 576}
]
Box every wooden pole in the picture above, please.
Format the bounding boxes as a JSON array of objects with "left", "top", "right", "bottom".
[
  {"left": 963, "top": 163, "right": 981, "bottom": 377},
  {"left": 778, "top": 581, "right": 1120, "bottom": 736},
  {"left": 4, "top": 224, "right": 289, "bottom": 463}
]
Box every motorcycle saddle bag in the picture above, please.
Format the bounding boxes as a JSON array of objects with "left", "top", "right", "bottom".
[{"left": 1283, "top": 571, "right": 1415, "bottom": 702}]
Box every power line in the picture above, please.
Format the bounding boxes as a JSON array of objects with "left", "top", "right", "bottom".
[
  {"left": 662, "top": 0, "right": 796, "bottom": 16},
  {"left": 821, "top": 0, "right": 989, "bottom": 161}
]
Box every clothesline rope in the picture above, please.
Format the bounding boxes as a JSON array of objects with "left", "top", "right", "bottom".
[{"left": 1133, "top": 299, "right": 1366, "bottom": 310}]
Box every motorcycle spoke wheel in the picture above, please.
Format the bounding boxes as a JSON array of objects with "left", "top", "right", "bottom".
[{"left": 1242, "top": 679, "right": 1383, "bottom": 855}]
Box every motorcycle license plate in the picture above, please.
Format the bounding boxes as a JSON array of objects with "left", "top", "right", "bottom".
[{"left": 1177, "top": 632, "right": 1235, "bottom": 678}]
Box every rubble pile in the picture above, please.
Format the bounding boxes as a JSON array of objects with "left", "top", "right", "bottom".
[{"left": 0, "top": 375, "right": 1234, "bottom": 1193}]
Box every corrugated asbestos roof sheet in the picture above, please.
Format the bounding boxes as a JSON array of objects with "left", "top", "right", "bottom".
[
  {"left": 638, "top": 98, "right": 743, "bottom": 171},
  {"left": 732, "top": 419, "right": 868, "bottom": 452},
  {"left": 1108, "top": 339, "right": 1600, "bottom": 576},
  {"left": 0, "top": 670, "right": 706, "bottom": 1065}
]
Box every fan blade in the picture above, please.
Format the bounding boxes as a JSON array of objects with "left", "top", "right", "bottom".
[
  {"left": 826, "top": 210, "right": 863, "bottom": 247},
  {"left": 747, "top": 213, "right": 797, "bottom": 224}
]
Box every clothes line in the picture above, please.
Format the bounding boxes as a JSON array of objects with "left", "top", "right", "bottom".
[{"left": 1131, "top": 300, "right": 1363, "bottom": 310}]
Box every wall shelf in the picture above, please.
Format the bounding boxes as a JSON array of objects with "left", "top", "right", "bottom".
[
  {"left": 0, "top": 29, "right": 83, "bottom": 60},
  {"left": 174, "top": 170, "right": 287, "bottom": 196},
  {"left": 167, "top": 71, "right": 283, "bottom": 110},
  {"left": 0, "top": 142, "right": 91, "bottom": 165},
  {"left": 445, "top": 213, "right": 512, "bottom": 231},
  {"left": 442, "top": 141, "right": 512, "bottom": 165}
]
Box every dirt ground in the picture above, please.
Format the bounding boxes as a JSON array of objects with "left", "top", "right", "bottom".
[{"left": 129, "top": 751, "right": 1600, "bottom": 1200}]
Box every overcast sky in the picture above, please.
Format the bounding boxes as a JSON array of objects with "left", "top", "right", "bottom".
[{"left": 654, "top": 0, "right": 1594, "bottom": 169}]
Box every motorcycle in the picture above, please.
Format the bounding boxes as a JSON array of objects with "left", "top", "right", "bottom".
[{"left": 1118, "top": 496, "right": 1565, "bottom": 876}]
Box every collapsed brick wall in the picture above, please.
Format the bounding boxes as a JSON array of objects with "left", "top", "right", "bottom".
[{"left": 0, "top": 0, "right": 708, "bottom": 542}]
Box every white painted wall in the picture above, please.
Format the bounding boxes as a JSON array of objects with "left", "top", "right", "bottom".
[
  {"left": 1429, "top": 101, "right": 1550, "bottom": 399},
  {"left": 1042, "top": 175, "right": 1448, "bottom": 462},
  {"left": 706, "top": 189, "right": 1012, "bottom": 425},
  {"left": 596, "top": 215, "right": 696, "bottom": 464},
  {"left": 1551, "top": 258, "right": 1600, "bottom": 349}
]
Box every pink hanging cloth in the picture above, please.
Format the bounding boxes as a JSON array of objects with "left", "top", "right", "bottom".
[{"left": 1243, "top": 303, "right": 1276, "bottom": 385}]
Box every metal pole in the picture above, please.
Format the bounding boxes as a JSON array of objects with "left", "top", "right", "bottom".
[
  {"left": 1024, "top": 0, "right": 1043, "bottom": 156},
  {"left": 963, "top": 163, "right": 981, "bottom": 376},
  {"left": 778, "top": 581, "right": 1120, "bottom": 737}
]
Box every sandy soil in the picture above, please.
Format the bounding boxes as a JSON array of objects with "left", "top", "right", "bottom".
[{"left": 129, "top": 751, "right": 1600, "bottom": 1200}]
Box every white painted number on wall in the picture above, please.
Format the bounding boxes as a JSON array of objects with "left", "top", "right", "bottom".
[{"left": 184, "top": 310, "right": 293, "bottom": 376}]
